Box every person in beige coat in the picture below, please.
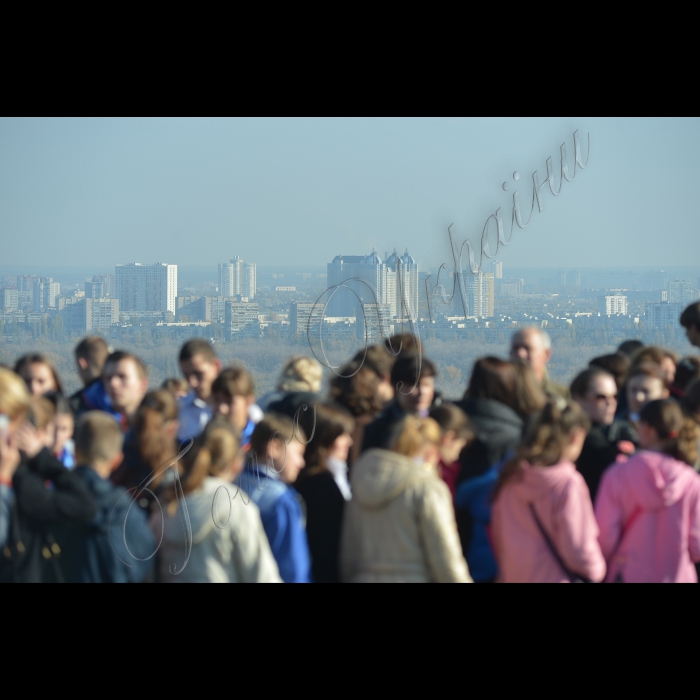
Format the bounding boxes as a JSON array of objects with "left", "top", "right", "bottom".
[{"left": 340, "top": 416, "right": 472, "bottom": 583}]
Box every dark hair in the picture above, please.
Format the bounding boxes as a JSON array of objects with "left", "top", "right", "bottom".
[
  {"left": 212, "top": 366, "right": 255, "bottom": 399},
  {"left": 355, "top": 345, "right": 394, "bottom": 379},
  {"left": 134, "top": 390, "right": 179, "bottom": 485},
  {"left": 589, "top": 353, "right": 629, "bottom": 391},
  {"left": 161, "top": 377, "right": 190, "bottom": 395},
  {"left": 329, "top": 360, "right": 383, "bottom": 418},
  {"left": 570, "top": 367, "right": 615, "bottom": 398},
  {"left": 13, "top": 354, "right": 64, "bottom": 395},
  {"left": 385, "top": 333, "right": 422, "bottom": 361},
  {"left": 674, "top": 357, "right": 700, "bottom": 394},
  {"left": 680, "top": 302, "right": 700, "bottom": 330},
  {"left": 74, "top": 336, "right": 110, "bottom": 376},
  {"left": 682, "top": 379, "right": 700, "bottom": 423},
  {"left": 617, "top": 339, "right": 644, "bottom": 357},
  {"left": 629, "top": 346, "right": 667, "bottom": 371},
  {"left": 429, "top": 403, "right": 473, "bottom": 441},
  {"left": 179, "top": 338, "right": 217, "bottom": 363},
  {"left": 626, "top": 361, "right": 665, "bottom": 385},
  {"left": 105, "top": 350, "right": 148, "bottom": 379},
  {"left": 391, "top": 355, "right": 436, "bottom": 389},
  {"left": 640, "top": 399, "right": 699, "bottom": 466},
  {"left": 44, "top": 391, "right": 72, "bottom": 416},
  {"left": 298, "top": 403, "right": 354, "bottom": 478},
  {"left": 465, "top": 357, "right": 516, "bottom": 407},
  {"left": 494, "top": 400, "right": 590, "bottom": 498},
  {"left": 249, "top": 412, "right": 306, "bottom": 463}
]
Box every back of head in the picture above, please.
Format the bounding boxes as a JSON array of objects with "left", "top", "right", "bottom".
[
  {"left": 640, "top": 399, "right": 699, "bottom": 466},
  {"left": 74, "top": 411, "right": 124, "bottom": 465},
  {"left": 393, "top": 416, "right": 441, "bottom": 459},
  {"left": 511, "top": 362, "right": 547, "bottom": 419},
  {"left": 44, "top": 390, "right": 72, "bottom": 416},
  {"left": 391, "top": 354, "right": 436, "bottom": 389},
  {"left": 494, "top": 400, "right": 590, "bottom": 498},
  {"left": 0, "top": 367, "right": 30, "bottom": 421},
  {"left": 570, "top": 367, "right": 615, "bottom": 399},
  {"left": 212, "top": 366, "right": 255, "bottom": 399},
  {"left": 355, "top": 345, "right": 395, "bottom": 379},
  {"left": 250, "top": 412, "right": 306, "bottom": 461},
  {"left": 75, "top": 336, "right": 110, "bottom": 380},
  {"left": 589, "top": 353, "right": 630, "bottom": 390},
  {"left": 683, "top": 379, "right": 700, "bottom": 422},
  {"left": 329, "top": 361, "right": 383, "bottom": 418},
  {"left": 680, "top": 301, "right": 700, "bottom": 330},
  {"left": 179, "top": 338, "right": 217, "bottom": 364},
  {"left": 465, "top": 357, "right": 517, "bottom": 409},
  {"left": 135, "top": 390, "right": 179, "bottom": 473},
  {"left": 674, "top": 357, "right": 700, "bottom": 393},
  {"left": 298, "top": 402, "right": 354, "bottom": 475},
  {"left": 277, "top": 355, "right": 323, "bottom": 393},
  {"left": 385, "top": 333, "right": 422, "bottom": 362},
  {"left": 617, "top": 339, "right": 644, "bottom": 358},
  {"left": 429, "top": 403, "right": 473, "bottom": 441},
  {"left": 27, "top": 396, "right": 56, "bottom": 431},
  {"left": 177, "top": 419, "right": 241, "bottom": 499},
  {"left": 161, "top": 377, "right": 190, "bottom": 396}
]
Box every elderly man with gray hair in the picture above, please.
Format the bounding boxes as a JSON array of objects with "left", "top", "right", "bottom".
[{"left": 510, "top": 326, "right": 570, "bottom": 400}]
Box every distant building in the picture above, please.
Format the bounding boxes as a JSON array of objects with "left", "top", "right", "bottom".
[
  {"left": 499, "top": 279, "right": 524, "bottom": 297},
  {"left": 115, "top": 263, "right": 177, "bottom": 314},
  {"left": 358, "top": 303, "right": 393, "bottom": 344},
  {"left": 327, "top": 249, "right": 418, "bottom": 320},
  {"left": 599, "top": 293, "right": 628, "bottom": 316},
  {"left": 646, "top": 302, "right": 683, "bottom": 330},
  {"left": 85, "top": 279, "right": 104, "bottom": 299},
  {"left": 2, "top": 289, "right": 18, "bottom": 311},
  {"left": 32, "top": 278, "right": 60, "bottom": 312},
  {"left": 225, "top": 301, "right": 259, "bottom": 340},
  {"left": 454, "top": 272, "right": 494, "bottom": 318},
  {"left": 276, "top": 286, "right": 297, "bottom": 292},
  {"left": 289, "top": 301, "right": 324, "bottom": 337},
  {"left": 219, "top": 257, "right": 256, "bottom": 300},
  {"left": 61, "top": 298, "right": 119, "bottom": 335},
  {"left": 492, "top": 261, "right": 503, "bottom": 279},
  {"left": 669, "top": 279, "right": 697, "bottom": 304}
]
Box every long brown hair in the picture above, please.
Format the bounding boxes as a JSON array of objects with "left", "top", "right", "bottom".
[
  {"left": 493, "top": 400, "right": 590, "bottom": 499},
  {"left": 640, "top": 399, "right": 699, "bottom": 466},
  {"left": 134, "top": 390, "right": 179, "bottom": 483},
  {"left": 298, "top": 403, "right": 354, "bottom": 477},
  {"left": 13, "top": 354, "right": 64, "bottom": 395},
  {"left": 464, "top": 357, "right": 517, "bottom": 411}
]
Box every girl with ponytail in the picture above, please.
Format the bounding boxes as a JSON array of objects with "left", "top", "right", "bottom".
[
  {"left": 596, "top": 399, "right": 700, "bottom": 582},
  {"left": 150, "top": 419, "right": 281, "bottom": 583},
  {"left": 491, "top": 399, "right": 607, "bottom": 583}
]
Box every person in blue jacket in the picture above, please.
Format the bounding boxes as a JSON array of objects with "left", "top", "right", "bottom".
[
  {"left": 237, "top": 413, "right": 311, "bottom": 583},
  {"left": 54, "top": 411, "right": 155, "bottom": 583}
]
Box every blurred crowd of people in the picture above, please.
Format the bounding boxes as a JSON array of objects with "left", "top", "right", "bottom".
[{"left": 3, "top": 301, "right": 700, "bottom": 583}]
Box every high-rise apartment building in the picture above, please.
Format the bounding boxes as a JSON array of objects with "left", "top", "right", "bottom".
[
  {"left": 599, "top": 293, "right": 628, "bottom": 316},
  {"left": 115, "top": 263, "right": 177, "bottom": 314},
  {"left": 358, "top": 303, "right": 393, "bottom": 344},
  {"left": 492, "top": 261, "right": 503, "bottom": 279},
  {"left": 646, "top": 302, "right": 683, "bottom": 330},
  {"left": 289, "top": 301, "right": 325, "bottom": 338},
  {"left": 669, "top": 279, "right": 697, "bottom": 304},
  {"left": 61, "top": 298, "right": 119, "bottom": 335},
  {"left": 453, "top": 272, "right": 494, "bottom": 318},
  {"left": 219, "top": 257, "right": 256, "bottom": 300},
  {"left": 31, "top": 278, "right": 60, "bottom": 311},
  {"left": 327, "top": 249, "right": 418, "bottom": 321},
  {"left": 1, "top": 289, "right": 18, "bottom": 311},
  {"left": 85, "top": 279, "right": 104, "bottom": 299},
  {"left": 225, "top": 301, "right": 259, "bottom": 339}
]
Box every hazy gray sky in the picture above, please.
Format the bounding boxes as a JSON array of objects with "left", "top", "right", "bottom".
[{"left": 1, "top": 117, "right": 698, "bottom": 272}]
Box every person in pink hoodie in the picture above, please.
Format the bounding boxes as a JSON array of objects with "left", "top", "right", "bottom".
[
  {"left": 595, "top": 399, "right": 700, "bottom": 583},
  {"left": 492, "top": 400, "right": 607, "bottom": 583}
]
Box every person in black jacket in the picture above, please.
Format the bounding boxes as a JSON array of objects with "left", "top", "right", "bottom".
[
  {"left": 53, "top": 412, "right": 155, "bottom": 583},
  {"left": 68, "top": 336, "right": 111, "bottom": 417},
  {"left": 295, "top": 403, "right": 355, "bottom": 583},
  {"left": 0, "top": 390, "right": 97, "bottom": 581},
  {"left": 361, "top": 355, "right": 437, "bottom": 453},
  {"left": 570, "top": 367, "right": 627, "bottom": 502}
]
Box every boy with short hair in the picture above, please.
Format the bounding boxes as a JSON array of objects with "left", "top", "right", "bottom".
[
  {"left": 212, "top": 367, "right": 257, "bottom": 448},
  {"left": 177, "top": 339, "right": 222, "bottom": 441},
  {"left": 681, "top": 302, "right": 700, "bottom": 350},
  {"left": 238, "top": 413, "right": 311, "bottom": 583},
  {"left": 102, "top": 351, "right": 149, "bottom": 432},
  {"left": 54, "top": 411, "right": 155, "bottom": 583}
]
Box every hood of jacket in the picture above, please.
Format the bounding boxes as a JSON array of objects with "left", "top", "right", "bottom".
[
  {"left": 161, "top": 477, "right": 236, "bottom": 547},
  {"left": 458, "top": 398, "right": 523, "bottom": 442},
  {"left": 510, "top": 460, "right": 580, "bottom": 500},
  {"left": 351, "top": 448, "right": 429, "bottom": 509},
  {"left": 620, "top": 450, "right": 698, "bottom": 511}
]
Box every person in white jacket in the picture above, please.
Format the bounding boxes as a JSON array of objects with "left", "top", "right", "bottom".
[{"left": 151, "top": 419, "right": 281, "bottom": 583}]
